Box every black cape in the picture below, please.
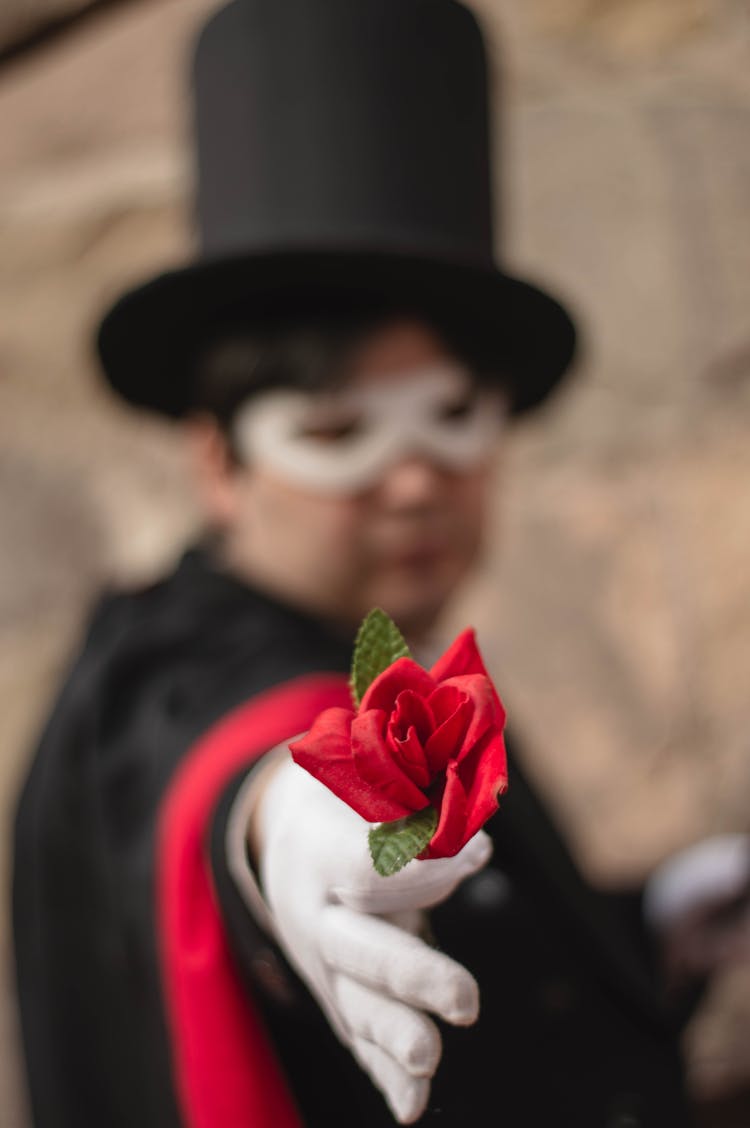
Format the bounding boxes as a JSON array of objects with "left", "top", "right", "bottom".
[{"left": 13, "top": 547, "right": 693, "bottom": 1127}]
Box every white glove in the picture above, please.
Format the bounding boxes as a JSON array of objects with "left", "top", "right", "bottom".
[
  {"left": 644, "top": 834, "right": 750, "bottom": 989},
  {"left": 644, "top": 834, "right": 750, "bottom": 932},
  {"left": 256, "top": 754, "right": 493, "bottom": 1124}
]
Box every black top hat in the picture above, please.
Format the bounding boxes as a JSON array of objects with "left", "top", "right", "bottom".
[{"left": 97, "top": 0, "right": 577, "bottom": 417}]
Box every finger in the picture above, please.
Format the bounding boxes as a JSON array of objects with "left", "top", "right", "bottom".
[
  {"left": 381, "top": 908, "right": 424, "bottom": 935},
  {"left": 332, "top": 829, "right": 493, "bottom": 914},
  {"left": 351, "top": 1035, "right": 431, "bottom": 1124},
  {"left": 319, "top": 905, "right": 479, "bottom": 1024},
  {"left": 451, "top": 828, "right": 494, "bottom": 874},
  {"left": 333, "top": 974, "right": 442, "bottom": 1077},
  {"left": 384, "top": 829, "right": 494, "bottom": 908}
]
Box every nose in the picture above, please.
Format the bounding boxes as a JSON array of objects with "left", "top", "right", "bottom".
[{"left": 373, "top": 454, "right": 445, "bottom": 508}]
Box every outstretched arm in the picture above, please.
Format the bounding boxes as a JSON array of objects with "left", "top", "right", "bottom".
[{"left": 228, "top": 747, "right": 492, "bottom": 1123}]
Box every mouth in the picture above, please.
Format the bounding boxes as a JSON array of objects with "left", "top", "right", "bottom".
[{"left": 385, "top": 540, "right": 452, "bottom": 569}]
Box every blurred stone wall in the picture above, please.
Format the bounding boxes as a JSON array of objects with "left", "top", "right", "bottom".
[{"left": 1, "top": 0, "right": 748, "bottom": 1123}]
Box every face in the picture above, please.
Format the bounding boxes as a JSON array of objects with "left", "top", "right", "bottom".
[{"left": 193, "top": 320, "right": 506, "bottom": 640}]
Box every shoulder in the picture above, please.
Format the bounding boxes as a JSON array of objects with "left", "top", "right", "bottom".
[{"left": 76, "top": 545, "right": 352, "bottom": 738}]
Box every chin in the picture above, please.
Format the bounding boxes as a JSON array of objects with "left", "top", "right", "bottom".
[
  {"left": 373, "top": 582, "right": 457, "bottom": 641},
  {"left": 359, "top": 550, "right": 475, "bottom": 639}
]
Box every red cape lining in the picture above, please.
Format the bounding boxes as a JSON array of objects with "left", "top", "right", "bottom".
[{"left": 157, "top": 674, "right": 351, "bottom": 1128}]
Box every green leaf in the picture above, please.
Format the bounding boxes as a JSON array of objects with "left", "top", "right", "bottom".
[
  {"left": 368, "top": 807, "right": 438, "bottom": 876},
  {"left": 350, "top": 607, "right": 411, "bottom": 708}
]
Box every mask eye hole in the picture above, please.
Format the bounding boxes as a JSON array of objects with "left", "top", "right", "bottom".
[
  {"left": 437, "top": 389, "right": 477, "bottom": 423},
  {"left": 297, "top": 415, "right": 363, "bottom": 444}
]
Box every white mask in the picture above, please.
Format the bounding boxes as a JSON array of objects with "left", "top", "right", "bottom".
[{"left": 232, "top": 363, "right": 506, "bottom": 494}]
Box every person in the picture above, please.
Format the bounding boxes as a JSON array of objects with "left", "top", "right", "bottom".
[{"left": 12, "top": 1, "right": 750, "bottom": 1126}]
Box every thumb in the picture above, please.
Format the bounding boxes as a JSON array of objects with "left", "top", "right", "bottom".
[{"left": 332, "top": 829, "right": 493, "bottom": 915}]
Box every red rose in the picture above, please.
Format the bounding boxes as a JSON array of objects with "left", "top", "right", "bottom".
[{"left": 290, "top": 629, "right": 507, "bottom": 858}]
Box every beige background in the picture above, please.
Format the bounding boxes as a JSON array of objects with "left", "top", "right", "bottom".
[{"left": 1, "top": 0, "right": 749, "bottom": 1123}]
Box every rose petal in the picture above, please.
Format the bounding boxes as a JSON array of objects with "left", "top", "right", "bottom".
[
  {"left": 291, "top": 707, "right": 410, "bottom": 822},
  {"left": 389, "top": 690, "right": 435, "bottom": 746},
  {"left": 437, "top": 674, "right": 503, "bottom": 761},
  {"left": 429, "top": 628, "right": 485, "bottom": 682},
  {"left": 457, "top": 728, "right": 508, "bottom": 842},
  {"left": 423, "top": 688, "right": 472, "bottom": 775},
  {"left": 386, "top": 691, "right": 434, "bottom": 788},
  {"left": 359, "top": 657, "right": 436, "bottom": 714},
  {"left": 423, "top": 761, "right": 470, "bottom": 858},
  {"left": 428, "top": 683, "right": 467, "bottom": 728},
  {"left": 430, "top": 630, "right": 506, "bottom": 728},
  {"left": 352, "top": 709, "right": 429, "bottom": 813},
  {"left": 391, "top": 726, "right": 432, "bottom": 790}
]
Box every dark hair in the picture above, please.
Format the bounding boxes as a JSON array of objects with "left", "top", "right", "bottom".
[
  {"left": 191, "top": 316, "right": 376, "bottom": 431},
  {"left": 190, "top": 307, "right": 507, "bottom": 434}
]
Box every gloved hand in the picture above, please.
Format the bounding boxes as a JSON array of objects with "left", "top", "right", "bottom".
[
  {"left": 644, "top": 834, "right": 750, "bottom": 992},
  {"left": 256, "top": 753, "right": 493, "bottom": 1124}
]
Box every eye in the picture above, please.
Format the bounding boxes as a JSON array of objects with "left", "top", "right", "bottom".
[
  {"left": 437, "top": 390, "right": 477, "bottom": 423},
  {"left": 297, "top": 416, "right": 363, "bottom": 443}
]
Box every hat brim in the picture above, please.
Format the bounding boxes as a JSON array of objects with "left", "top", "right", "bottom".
[{"left": 96, "top": 248, "right": 578, "bottom": 417}]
